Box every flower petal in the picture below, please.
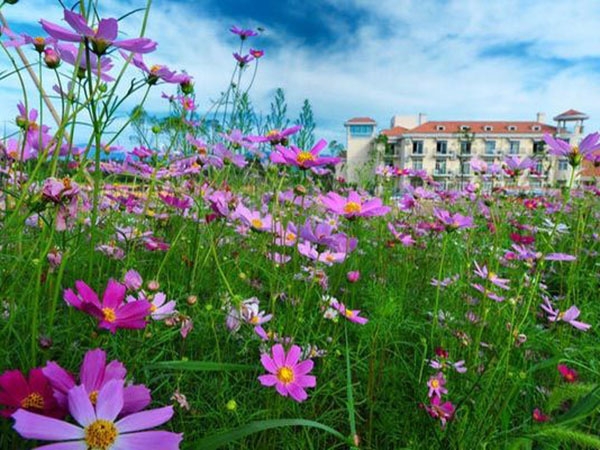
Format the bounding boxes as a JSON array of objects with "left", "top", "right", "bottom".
[
  {"left": 272, "top": 344, "right": 285, "bottom": 367},
  {"left": 294, "top": 359, "right": 314, "bottom": 376},
  {"left": 12, "top": 409, "right": 84, "bottom": 441},
  {"left": 80, "top": 348, "right": 107, "bottom": 391},
  {"left": 260, "top": 353, "right": 277, "bottom": 374},
  {"left": 96, "top": 379, "right": 124, "bottom": 421},
  {"left": 112, "top": 431, "right": 183, "bottom": 450},
  {"left": 258, "top": 374, "right": 278, "bottom": 387},
  {"left": 67, "top": 385, "right": 95, "bottom": 427},
  {"left": 35, "top": 442, "right": 87, "bottom": 450},
  {"left": 284, "top": 345, "right": 302, "bottom": 366},
  {"left": 96, "top": 18, "right": 118, "bottom": 41},
  {"left": 102, "top": 279, "right": 126, "bottom": 309},
  {"left": 115, "top": 406, "right": 174, "bottom": 433},
  {"left": 121, "top": 385, "right": 151, "bottom": 415}
]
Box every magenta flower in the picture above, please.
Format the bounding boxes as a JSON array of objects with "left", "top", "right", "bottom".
[
  {"left": 270, "top": 139, "right": 341, "bottom": 171},
  {"left": 41, "top": 10, "right": 157, "bottom": 55},
  {"left": 503, "top": 155, "right": 535, "bottom": 177},
  {"left": 57, "top": 43, "right": 115, "bottom": 81},
  {"left": 347, "top": 270, "right": 360, "bottom": 283},
  {"left": 427, "top": 373, "right": 448, "bottom": 398},
  {"left": 233, "top": 204, "right": 273, "bottom": 232},
  {"left": 42, "top": 348, "right": 150, "bottom": 415},
  {"left": 124, "top": 52, "right": 182, "bottom": 85},
  {"left": 233, "top": 52, "right": 253, "bottom": 67},
  {"left": 64, "top": 279, "right": 151, "bottom": 333},
  {"left": 543, "top": 132, "right": 600, "bottom": 167},
  {"left": 533, "top": 408, "right": 550, "bottom": 422},
  {"left": 424, "top": 395, "right": 455, "bottom": 427},
  {"left": 320, "top": 191, "right": 391, "bottom": 219},
  {"left": 0, "top": 368, "right": 64, "bottom": 418},
  {"left": 558, "top": 364, "right": 578, "bottom": 383},
  {"left": 473, "top": 262, "right": 510, "bottom": 290},
  {"left": 330, "top": 299, "right": 368, "bottom": 325},
  {"left": 13, "top": 380, "right": 182, "bottom": 449},
  {"left": 258, "top": 344, "right": 316, "bottom": 402},
  {"left": 124, "top": 269, "right": 143, "bottom": 291}
]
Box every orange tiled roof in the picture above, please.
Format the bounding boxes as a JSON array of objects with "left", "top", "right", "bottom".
[
  {"left": 382, "top": 126, "right": 408, "bottom": 137},
  {"left": 345, "top": 117, "right": 376, "bottom": 124},
  {"left": 382, "top": 121, "right": 556, "bottom": 136}
]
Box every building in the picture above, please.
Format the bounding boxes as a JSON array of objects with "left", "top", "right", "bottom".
[{"left": 343, "top": 110, "right": 591, "bottom": 190}]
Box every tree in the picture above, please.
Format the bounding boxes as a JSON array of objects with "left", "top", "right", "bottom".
[
  {"left": 293, "top": 99, "right": 316, "bottom": 150},
  {"left": 265, "top": 88, "right": 290, "bottom": 133},
  {"left": 230, "top": 92, "right": 256, "bottom": 135}
]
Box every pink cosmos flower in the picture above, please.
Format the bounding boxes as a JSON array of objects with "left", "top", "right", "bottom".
[
  {"left": 473, "top": 262, "right": 510, "bottom": 290},
  {"left": 270, "top": 139, "right": 340, "bottom": 171},
  {"left": 42, "top": 348, "right": 150, "bottom": 415},
  {"left": 124, "top": 269, "right": 143, "bottom": 291},
  {"left": 146, "top": 292, "right": 177, "bottom": 321},
  {"left": 427, "top": 372, "right": 448, "bottom": 398},
  {"left": 258, "top": 344, "right": 316, "bottom": 402},
  {"left": 557, "top": 364, "right": 578, "bottom": 383},
  {"left": 503, "top": 155, "right": 535, "bottom": 177},
  {"left": 320, "top": 191, "right": 391, "bottom": 219},
  {"left": 12, "top": 380, "right": 182, "bottom": 449},
  {"left": 347, "top": 271, "right": 360, "bottom": 283},
  {"left": 64, "top": 279, "right": 151, "bottom": 333},
  {"left": 233, "top": 204, "right": 273, "bottom": 232},
  {"left": 532, "top": 408, "right": 550, "bottom": 422},
  {"left": 330, "top": 299, "right": 368, "bottom": 325},
  {"left": 0, "top": 368, "right": 64, "bottom": 418},
  {"left": 41, "top": 10, "right": 157, "bottom": 55},
  {"left": 57, "top": 42, "right": 115, "bottom": 81},
  {"left": 433, "top": 208, "right": 474, "bottom": 231}
]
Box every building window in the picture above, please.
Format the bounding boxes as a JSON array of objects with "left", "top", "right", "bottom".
[
  {"left": 461, "top": 162, "right": 471, "bottom": 175},
  {"left": 435, "top": 159, "right": 447, "bottom": 174},
  {"left": 483, "top": 181, "right": 492, "bottom": 192},
  {"left": 436, "top": 125, "right": 446, "bottom": 131},
  {"left": 509, "top": 141, "right": 520, "bottom": 154},
  {"left": 349, "top": 125, "right": 373, "bottom": 137},
  {"left": 530, "top": 180, "right": 541, "bottom": 188},
  {"left": 484, "top": 125, "right": 493, "bottom": 132},
  {"left": 535, "top": 161, "right": 544, "bottom": 173},
  {"left": 412, "top": 140, "right": 424, "bottom": 154},
  {"left": 532, "top": 125, "right": 541, "bottom": 131},
  {"left": 533, "top": 141, "right": 545, "bottom": 154},
  {"left": 436, "top": 140, "right": 448, "bottom": 154},
  {"left": 460, "top": 141, "right": 472, "bottom": 155},
  {"left": 485, "top": 140, "right": 496, "bottom": 155},
  {"left": 412, "top": 159, "right": 423, "bottom": 170},
  {"left": 508, "top": 125, "right": 517, "bottom": 131},
  {"left": 558, "top": 160, "right": 568, "bottom": 171}
]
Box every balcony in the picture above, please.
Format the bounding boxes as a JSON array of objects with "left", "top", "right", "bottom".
[{"left": 433, "top": 170, "right": 454, "bottom": 177}]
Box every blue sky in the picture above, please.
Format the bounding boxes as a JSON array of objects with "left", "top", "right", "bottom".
[{"left": 2, "top": 0, "right": 600, "bottom": 148}]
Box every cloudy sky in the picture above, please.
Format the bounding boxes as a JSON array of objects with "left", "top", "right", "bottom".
[{"left": 1, "top": 0, "right": 600, "bottom": 148}]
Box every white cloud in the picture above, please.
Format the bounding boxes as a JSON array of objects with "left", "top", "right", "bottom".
[{"left": 1, "top": 0, "right": 599, "bottom": 149}]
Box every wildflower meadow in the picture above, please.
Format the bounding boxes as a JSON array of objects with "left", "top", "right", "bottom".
[{"left": 1, "top": 2, "right": 599, "bottom": 449}]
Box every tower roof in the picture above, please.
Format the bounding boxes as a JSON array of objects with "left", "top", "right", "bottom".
[
  {"left": 553, "top": 109, "right": 589, "bottom": 121},
  {"left": 344, "top": 117, "right": 376, "bottom": 126}
]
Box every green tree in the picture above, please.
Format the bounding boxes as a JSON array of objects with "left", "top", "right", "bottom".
[
  {"left": 265, "top": 88, "right": 290, "bottom": 133},
  {"left": 293, "top": 99, "right": 316, "bottom": 150}
]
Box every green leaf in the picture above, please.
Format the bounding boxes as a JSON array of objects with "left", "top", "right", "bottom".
[
  {"left": 147, "top": 361, "right": 256, "bottom": 371},
  {"left": 187, "top": 419, "right": 349, "bottom": 449},
  {"left": 553, "top": 385, "right": 600, "bottom": 425}
]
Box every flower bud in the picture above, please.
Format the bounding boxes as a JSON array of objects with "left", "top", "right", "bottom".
[{"left": 44, "top": 48, "right": 61, "bottom": 69}]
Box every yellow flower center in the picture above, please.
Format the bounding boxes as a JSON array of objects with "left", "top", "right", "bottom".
[
  {"left": 150, "top": 304, "right": 157, "bottom": 313},
  {"left": 250, "top": 316, "right": 260, "bottom": 324},
  {"left": 102, "top": 307, "right": 116, "bottom": 323},
  {"left": 296, "top": 151, "right": 315, "bottom": 165},
  {"left": 33, "top": 37, "right": 45, "bottom": 45},
  {"left": 150, "top": 64, "right": 163, "bottom": 74},
  {"left": 344, "top": 309, "right": 354, "bottom": 318},
  {"left": 430, "top": 379, "right": 440, "bottom": 389},
  {"left": 487, "top": 272, "right": 496, "bottom": 280},
  {"left": 276, "top": 366, "right": 295, "bottom": 384},
  {"left": 343, "top": 201, "right": 362, "bottom": 214},
  {"left": 572, "top": 145, "right": 579, "bottom": 155},
  {"left": 63, "top": 177, "right": 72, "bottom": 190},
  {"left": 20, "top": 392, "right": 44, "bottom": 410},
  {"left": 325, "top": 254, "right": 335, "bottom": 263},
  {"left": 266, "top": 129, "right": 279, "bottom": 137},
  {"left": 89, "top": 390, "right": 99, "bottom": 405},
  {"left": 251, "top": 218, "right": 263, "bottom": 229},
  {"left": 84, "top": 419, "right": 118, "bottom": 449},
  {"left": 286, "top": 233, "right": 296, "bottom": 243}
]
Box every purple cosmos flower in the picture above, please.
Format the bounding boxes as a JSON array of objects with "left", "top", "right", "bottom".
[
  {"left": 213, "top": 143, "right": 247, "bottom": 168},
  {"left": 503, "top": 155, "right": 536, "bottom": 177},
  {"left": 330, "top": 299, "right": 368, "bottom": 325},
  {"left": 146, "top": 292, "right": 177, "bottom": 321},
  {"left": 297, "top": 241, "right": 347, "bottom": 266},
  {"left": 42, "top": 348, "right": 150, "bottom": 415},
  {"left": 57, "top": 43, "right": 115, "bottom": 81},
  {"left": 233, "top": 52, "right": 253, "bottom": 67},
  {"left": 233, "top": 204, "right": 273, "bottom": 232},
  {"left": 473, "top": 261, "right": 510, "bottom": 290},
  {"left": 64, "top": 279, "right": 151, "bottom": 333},
  {"left": 124, "top": 52, "right": 182, "bottom": 84},
  {"left": 41, "top": 10, "right": 157, "bottom": 55},
  {"left": 230, "top": 26, "right": 259, "bottom": 39},
  {"left": 320, "top": 191, "right": 391, "bottom": 219},
  {"left": 12, "top": 380, "right": 182, "bottom": 449},
  {"left": 270, "top": 139, "right": 341, "bottom": 171},
  {"left": 540, "top": 298, "right": 591, "bottom": 331},
  {"left": 543, "top": 132, "right": 600, "bottom": 167},
  {"left": 247, "top": 125, "right": 302, "bottom": 146},
  {"left": 433, "top": 208, "right": 474, "bottom": 231},
  {"left": 124, "top": 269, "right": 143, "bottom": 291},
  {"left": 258, "top": 344, "right": 316, "bottom": 402},
  {"left": 558, "top": 364, "right": 578, "bottom": 383}
]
